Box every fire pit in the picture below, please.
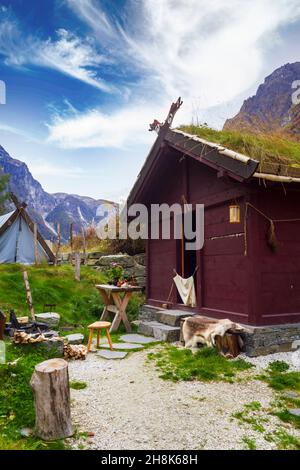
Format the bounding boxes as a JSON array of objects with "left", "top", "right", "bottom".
[{"left": 4, "top": 309, "right": 50, "bottom": 337}]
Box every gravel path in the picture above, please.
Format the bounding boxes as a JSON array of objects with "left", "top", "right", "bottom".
[{"left": 68, "top": 347, "right": 300, "bottom": 450}]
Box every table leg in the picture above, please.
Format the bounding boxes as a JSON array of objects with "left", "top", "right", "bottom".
[
  {"left": 96, "top": 329, "right": 100, "bottom": 348},
  {"left": 99, "top": 289, "right": 111, "bottom": 321},
  {"left": 110, "top": 292, "right": 132, "bottom": 332}
]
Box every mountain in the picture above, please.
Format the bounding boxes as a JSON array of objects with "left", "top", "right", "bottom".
[
  {"left": 0, "top": 145, "right": 117, "bottom": 241},
  {"left": 224, "top": 62, "right": 300, "bottom": 140}
]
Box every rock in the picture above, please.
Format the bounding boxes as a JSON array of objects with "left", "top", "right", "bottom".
[
  {"left": 100, "top": 342, "right": 143, "bottom": 350},
  {"left": 120, "top": 333, "right": 159, "bottom": 344},
  {"left": 133, "top": 262, "right": 146, "bottom": 277},
  {"left": 96, "top": 254, "right": 134, "bottom": 268},
  {"left": 97, "top": 350, "right": 128, "bottom": 359},
  {"left": 87, "top": 251, "right": 104, "bottom": 259},
  {"left": 133, "top": 253, "right": 146, "bottom": 266},
  {"left": 288, "top": 408, "right": 300, "bottom": 417},
  {"left": 86, "top": 259, "right": 99, "bottom": 266},
  {"left": 35, "top": 312, "right": 60, "bottom": 327},
  {"left": 65, "top": 333, "right": 84, "bottom": 345},
  {"left": 35, "top": 338, "right": 64, "bottom": 356},
  {"left": 20, "top": 427, "right": 33, "bottom": 437},
  {"left": 283, "top": 391, "right": 300, "bottom": 399}
]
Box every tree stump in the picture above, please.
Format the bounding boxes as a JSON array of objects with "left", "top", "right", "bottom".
[{"left": 30, "top": 358, "right": 73, "bottom": 440}]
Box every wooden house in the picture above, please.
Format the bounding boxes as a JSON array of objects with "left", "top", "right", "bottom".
[{"left": 128, "top": 100, "right": 300, "bottom": 327}]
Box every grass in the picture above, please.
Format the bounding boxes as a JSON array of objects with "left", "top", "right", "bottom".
[
  {"left": 70, "top": 381, "right": 87, "bottom": 390},
  {"left": 0, "top": 264, "right": 107, "bottom": 326},
  {"left": 266, "top": 429, "right": 300, "bottom": 450},
  {"left": 0, "top": 264, "right": 144, "bottom": 327},
  {"left": 179, "top": 125, "right": 300, "bottom": 167},
  {"left": 255, "top": 361, "right": 300, "bottom": 430},
  {"left": 0, "top": 263, "right": 145, "bottom": 450},
  {"left": 242, "top": 436, "right": 257, "bottom": 450},
  {"left": 0, "top": 342, "right": 66, "bottom": 450},
  {"left": 233, "top": 400, "right": 300, "bottom": 449},
  {"left": 148, "top": 345, "right": 253, "bottom": 382},
  {"left": 257, "top": 361, "right": 300, "bottom": 392},
  {"left": 232, "top": 403, "right": 268, "bottom": 434}
]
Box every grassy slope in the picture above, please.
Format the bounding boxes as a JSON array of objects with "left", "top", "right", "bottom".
[
  {"left": 179, "top": 125, "right": 300, "bottom": 166},
  {"left": 0, "top": 264, "right": 110, "bottom": 326}
]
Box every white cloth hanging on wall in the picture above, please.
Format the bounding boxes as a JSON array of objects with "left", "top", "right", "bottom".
[{"left": 173, "top": 274, "right": 197, "bottom": 307}]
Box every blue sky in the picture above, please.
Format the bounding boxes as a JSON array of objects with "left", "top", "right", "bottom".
[{"left": 0, "top": 0, "right": 300, "bottom": 201}]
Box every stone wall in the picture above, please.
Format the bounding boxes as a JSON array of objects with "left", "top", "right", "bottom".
[
  {"left": 60, "top": 252, "right": 146, "bottom": 288},
  {"left": 242, "top": 323, "right": 300, "bottom": 357}
]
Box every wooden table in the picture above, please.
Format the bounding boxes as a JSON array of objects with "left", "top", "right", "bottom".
[{"left": 95, "top": 284, "right": 142, "bottom": 332}]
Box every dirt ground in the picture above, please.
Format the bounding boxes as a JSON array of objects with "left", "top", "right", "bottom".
[{"left": 68, "top": 347, "right": 300, "bottom": 450}]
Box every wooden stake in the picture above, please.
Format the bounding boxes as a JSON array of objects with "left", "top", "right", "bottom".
[
  {"left": 30, "top": 359, "right": 73, "bottom": 441},
  {"left": 0, "top": 311, "right": 6, "bottom": 341},
  {"left": 54, "top": 223, "right": 61, "bottom": 266},
  {"left": 81, "top": 227, "right": 87, "bottom": 265},
  {"left": 70, "top": 223, "right": 73, "bottom": 253},
  {"left": 23, "top": 270, "right": 35, "bottom": 321},
  {"left": 33, "top": 223, "right": 38, "bottom": 265},
  {"left": 74, "top": 252, "right": 81, "bottom": 281}
]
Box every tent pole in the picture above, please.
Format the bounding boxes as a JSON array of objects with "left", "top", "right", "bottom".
[{"left": 34, "top": 223, "right": 38, "bottom": 265}]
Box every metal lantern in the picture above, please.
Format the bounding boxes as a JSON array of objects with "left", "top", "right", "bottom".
[{"left": 229, "top": 204, "right": 240, "bottom": 223}]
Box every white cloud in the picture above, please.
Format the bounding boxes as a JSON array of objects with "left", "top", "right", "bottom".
[
  {"left": 37, "top": 29, "right": 113, "bottom": 93},
  {"left": 0, "top": 14, "right": 113, "bottom": 92},
  {"left": 29, "top": 160, "right": 85, "bottom": 178},
  {"left": 67, "top": 0, "right": 300, "bottom": 106},
  {"left": 0, "top": 122, "right": 41, "bottom": 143},
  {"left": 47, "top": 103, "right": 159, "bottom": 149},
  {"left": 48, "top": 0, "right": 300, "bottom": 149}
]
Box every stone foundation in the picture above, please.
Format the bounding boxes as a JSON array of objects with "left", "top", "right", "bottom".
[{"left": 242, "top": 323, "right": 300, "bottom": 357}]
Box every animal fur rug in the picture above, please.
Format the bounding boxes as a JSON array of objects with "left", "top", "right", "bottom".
[{"left": 182, "top": 316, "right": 245, "bottom": 349}]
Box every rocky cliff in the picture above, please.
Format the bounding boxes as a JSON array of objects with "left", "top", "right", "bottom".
[{"left": 224, "top": 62, "right": 300, "bottom": 139}]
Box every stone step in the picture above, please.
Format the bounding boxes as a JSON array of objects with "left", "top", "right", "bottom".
[
  {"left": 157, "top": 310, "right": 192, "bottom": 326},
  {"left": 139, "top": 304, "right": 165, "bottom": 321},
  {"left": 138, "top": 321, "right": 180, "bottom": 342}
]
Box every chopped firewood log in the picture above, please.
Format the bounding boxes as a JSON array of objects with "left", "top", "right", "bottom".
[
  {"left": 17, "top": 316, "right": 29, "bottom": 324},
  {"left": 13, "top": 331, "right": 63, "bottom": 345},
  {"left": 13, "top": 331, "right": 45, "bottom": 344},
  {"left": 64, "top": 343, "right": 87, "bottom": 360}
]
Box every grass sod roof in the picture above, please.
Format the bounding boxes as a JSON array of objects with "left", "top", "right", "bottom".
[{"left": 178, "top": 125, "right": 300, "bottom": 178}]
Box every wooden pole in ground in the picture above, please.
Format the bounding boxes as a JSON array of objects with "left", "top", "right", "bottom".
[
  {"left": 33, "top": 223, "right": 39, "bottom": 265},
  {"left": 23, "top": 270, "right": 35, "bottom": 321},
  {"left": 0, "top": 311, "right": 6, "bottom": 341},
  {"left": 30, "top": 358, "right": 73, "bottom": 441},
  {"left": 54, "top": 223, "right": 61, "bottom": 266},
  {"left": 81, "top": 227, "right": 87, "bottom": 265},
  {"left": 70, "top": 223, "right": 73, "bottom": 253},
  {"left": 74, "top": 252, "right": 81, "bottom": 281}
]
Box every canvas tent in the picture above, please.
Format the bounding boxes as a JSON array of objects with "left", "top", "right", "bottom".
[{"left": 0, "top": 204, "right": 55, "bottom": 264}]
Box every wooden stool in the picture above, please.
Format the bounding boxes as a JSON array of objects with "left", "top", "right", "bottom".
[{"left": 87, "top": 321, "right": 113, "bottom": 353}]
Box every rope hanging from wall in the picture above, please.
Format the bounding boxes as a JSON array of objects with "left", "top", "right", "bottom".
[{"left": 244, "top": 202, "right": 300, "bottom": 256}]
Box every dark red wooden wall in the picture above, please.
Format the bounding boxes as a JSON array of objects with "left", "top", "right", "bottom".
[{"left": 144, "top": 146, "right": 300, "bottom": 326}]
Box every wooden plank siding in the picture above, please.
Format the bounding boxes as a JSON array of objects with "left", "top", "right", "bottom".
[{"left": 141, "top": 142, "right": 300, "bottom": 325}]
